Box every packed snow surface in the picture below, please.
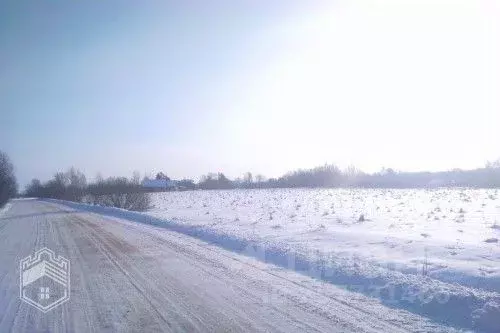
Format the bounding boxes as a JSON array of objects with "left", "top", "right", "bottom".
[{"left": 8, "top": 199, "right": 459, "bottom": 332}]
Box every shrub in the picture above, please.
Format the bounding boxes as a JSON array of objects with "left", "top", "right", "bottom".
[
  {"left": 87, "top": 177, "right": 151, "bottom": 211},
  {"left": 25, "top": 169, "right": 150, "bottom": 212}
]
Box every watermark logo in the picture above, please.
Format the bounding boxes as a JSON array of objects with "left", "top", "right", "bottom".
[{"left": 19, "top": 248, "right": 70, "bottom": 312}]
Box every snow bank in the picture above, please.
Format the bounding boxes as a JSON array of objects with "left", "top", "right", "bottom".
[{"left": 0, "top": 202, "right": 12, "bottom": 217}]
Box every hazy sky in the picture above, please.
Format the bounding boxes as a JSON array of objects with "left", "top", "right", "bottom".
[{"left": 2, "top": 0, "right": 499, "bottom": 187}]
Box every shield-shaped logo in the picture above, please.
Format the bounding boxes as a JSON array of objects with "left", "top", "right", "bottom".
[{"left": 19, "top": 248, "right": 70, "bottom": 312}]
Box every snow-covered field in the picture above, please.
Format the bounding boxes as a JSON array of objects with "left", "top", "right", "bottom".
[
  {"left": 148, "top": 188, "right": 500, "bottom": 283},
  {"left": 147, "top": 188, "right": 500, "bottom": 330}
]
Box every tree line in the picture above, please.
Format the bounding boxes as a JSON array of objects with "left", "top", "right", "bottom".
[
  {"left": 25, "top": 169, "right": 150, "bottom": 211},
  {"left": 3, "top": 148, "right": 500, "bottom": 212},
  {"left": 20, "top": 162, "right": 500, "bottom": 207},
  {"left": 196, "top": 163, "right": 500, "bottom": 190},
  {"left": 0, "top": 151, "right": 18, "bottom": 208}
]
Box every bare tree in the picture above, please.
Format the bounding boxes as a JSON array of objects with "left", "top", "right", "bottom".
[
  {"left": 255, "top": 174, "right": 265, "bottom": 183},
  {"left": 255, "top": 174, "right": 266, "bottom": 188},
  {"left": 242, "top": 172, "right": 253, "bottom": 188},
  {"left": 66, "top": 167, "right": 87, "bottom": 201},
  {"left": 25, "top": 179, "right": 42, "bottom": 197},
  {"left": 155, "top": 172, "right": 170, "bottom": 181},
  {"left": 132, "top": 170, "right": 141, "bottom": 185},
  {"left": 95, "top": 172, "right": 104, "bottom": 184}
]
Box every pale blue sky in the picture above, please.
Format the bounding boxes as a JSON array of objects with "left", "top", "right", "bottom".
[{"left": 2, "top": 0, "right": 499, "bottom": 187}]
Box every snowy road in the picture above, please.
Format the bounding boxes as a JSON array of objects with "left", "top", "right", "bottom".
[{"left": 0, "top": 200, "right": 459, "bottom": 332}]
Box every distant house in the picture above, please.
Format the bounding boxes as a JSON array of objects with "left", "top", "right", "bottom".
[{"left": 142, "top": 178, "right": 177, "bottom": 191}]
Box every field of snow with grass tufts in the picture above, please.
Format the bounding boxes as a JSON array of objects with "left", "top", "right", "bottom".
[{"left": 147, "top": 188, "right": 500, "bottom": 331}]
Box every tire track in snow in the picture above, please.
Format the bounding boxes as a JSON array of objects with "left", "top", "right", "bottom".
[
  {"left": 69, "top": 215, "right": 277, "bottom": 332},
  {"left": 70, "top": 208, "right": 452, "bottom": 333},
  {"left": 71, "top": 215, "right": 321, "bottom": 333},
  {"left": 68, "top": 218, "right": 179, "bottom": 332}
]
